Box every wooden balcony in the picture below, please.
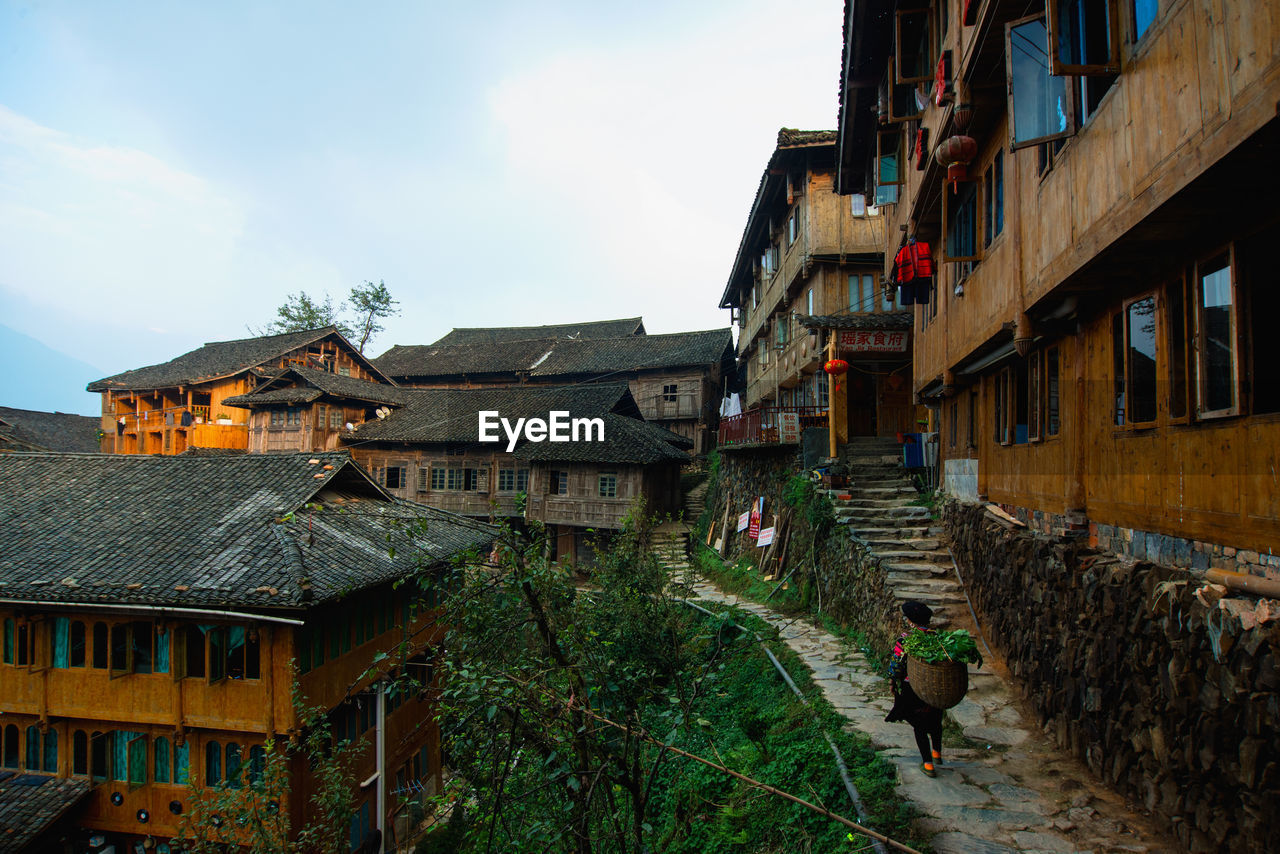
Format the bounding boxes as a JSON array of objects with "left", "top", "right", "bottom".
[{"left": 718, "top": 406, "right": 827, "bottom": 449}]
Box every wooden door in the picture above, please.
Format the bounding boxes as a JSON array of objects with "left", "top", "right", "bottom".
[
  {"left": 878, "top": 371, "right": 914, "bottom": 437},
  {"left": 846, "top": 372, "right": 876, "bottom": 437}
]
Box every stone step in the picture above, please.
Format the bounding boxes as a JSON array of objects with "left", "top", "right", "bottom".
[
  {"left": 888, "top": 587, "right": 968, "bottom": 607},
  {"left": 835, "top": 506, "right": 930, "bottom": 521},
  {"left": 884, "top": 561, "right": 955, "bottom": 576},
  {"left": 871, "top": 549, "right": 953, "bottom": 565}
]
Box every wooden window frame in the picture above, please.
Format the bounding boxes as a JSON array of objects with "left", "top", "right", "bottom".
[
  {"left": 895, "top": 8, "right": 935, "bottom": 84},
  {"left": 877, "top": 127, "right": 905, "bottom": 187},
  {"left": 1193, "top": 245, "right": 1243, "bottom": 420},
  {"left": 994, "top": 368, "right": 1013, "bottom": 446},
  {"left": 1006, "top": 15, "right": 1077, "bottom": 151},
  {"left": 1046, "top": 346, "right": 1061, "bottom": 437},
  {"left": 1028, "top": 349, "right": 1044, "bottom": 442},
  {"left": 885, "top": 60, "right": 924, "bottom": 123},
  {"left": 1165, "top": 273, "right": 1191, "bottom": 425},
  {"left": 942, "top": 179, "right": 983, "bottom": 263},
  {"left": 982, "top": 150, "right": 1005, "bottom": 248},
  {"left": 598, "top": 472, "right": 618, "bottom": 499},
  {"left": 1122, "top": 292, "right": 1159, "bottom": 428},
  {"left": 1047, "top": 0, "right": 1121, "bottom": 75}
]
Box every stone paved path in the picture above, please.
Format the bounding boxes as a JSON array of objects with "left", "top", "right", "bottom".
[{"left": 681, "top": 574, "right": 1176, "bottom": 854}]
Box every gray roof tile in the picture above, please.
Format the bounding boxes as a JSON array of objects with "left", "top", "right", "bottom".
[
  {"left": 0, "top": 407, "right": 100, "bottom": 454},
  {"left": 0, "top": 452, "right": 493, "bottom": 610},
  {"left": 430, "top": 317, "right": 644, "bottom": 347},
  {"left": 0, "top": 772, "right": 92, "bottom": 854}
]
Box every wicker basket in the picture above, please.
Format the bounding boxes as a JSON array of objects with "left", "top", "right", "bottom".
[{"left": 907, "top": 656, "right": 968, "bottom": 709}]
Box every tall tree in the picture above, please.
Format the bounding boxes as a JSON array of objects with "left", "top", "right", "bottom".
[
  {"left": 348, "top": 280, "right": 400, "bottom": 354},
  {"left": 261, "top": 291, "right": 353, "bottom": 340}
]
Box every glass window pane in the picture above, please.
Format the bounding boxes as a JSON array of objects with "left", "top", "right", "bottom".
[
  {"left": 1127, "top": 297, "right": 1158, "bottom": 423},
  {"left": 1168, "top": 279, "right": 1187, "bottom": 419},
  {"left": 1113, "top": 313, "right": 1126, "bottom": 425},
  {"left": 43, "top": 729, "right": 57, "bottom": 773},
  {"left": 175, "top": 741, "right": 190, "bottom": 785},
  {"left": 206, "top": 740, "right": 221, "bottom": 785},
  {"left": 73, "top": 730, "right": 88, "bottom": 775},
  {"left": 70, "top": 621, "right": 86, "bottom": 668},
  {"left": 25, "top": 726, "right": 39, "bottom": 769},
  {"left": 1199, "top": 256, "right": 1236, "bottom": 413},
  {"left": 1133, "top": 0, "right": 1157, "bottom": 41},
  {"left": 1009, "top": 18, "right": 1072, "bottom": 146},
  {"left": 226, "top": 743, "right": 242, "bottom": 789},
  {"left": 1047, "top": 348, "right": 1061, "bottom": 435},
  {"left": 128, "top": 735, "right": 147, "bottom": 787},
  {"left": 155, "top": 736, "right": 171, "bottom": 784}
]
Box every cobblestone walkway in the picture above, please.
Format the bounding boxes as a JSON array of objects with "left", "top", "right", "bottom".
[{"left": 683, "top": 574, "right": 1176, "bottom": 854}]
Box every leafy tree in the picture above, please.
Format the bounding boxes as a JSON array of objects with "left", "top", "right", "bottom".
[
  {"left": 256, "top": 281, "right": 399, "bottom": 352},
  {"left": 175, "top": 683, "right": 359, "bottom": 854},
  {"left": 261, "top": 291, "right": 353, "bottom": 340},
  {"left": 348, "top": 279, "right": 401, "bottom": 354}
]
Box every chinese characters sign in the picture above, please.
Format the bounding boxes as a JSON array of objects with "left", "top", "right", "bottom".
[{"left": 838, "top": 330, "right": 909, "bottom": 354}]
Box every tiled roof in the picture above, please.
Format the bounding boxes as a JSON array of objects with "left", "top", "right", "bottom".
[
  {"left": 0, "top": 452, "right": 493, "bottom": 610},
  {"left": 0, "top": 407, "right": 100, "bottom": 454},
  {"left": 223, "top": 364, "right": 403, "bottom": 408},
  {"left": 510, "top": 414, "right": 689, "bottom": 465},
  {"left": 347, "top": 384, "right": 639, "bottom": 444},
  {"left": 0, "top": 771, "right": 92, "bottom": 854},
  {"left": 429, "top": 317, "right": 644, "bottom": 347},
  {"left": 374, "top": 329, "right": 732, "bottom": 381},
  {"left": 87, "top": 327, "right": 392, "bottom": 392},
  {"left": 373, "top": 338, "right": 559, "bottom": 379},
  {"left": 529, "top": 329, "right": 733, "bottom": 378},
  {"left": 797, "top": 312, "right": 913, "bottom": 331}
]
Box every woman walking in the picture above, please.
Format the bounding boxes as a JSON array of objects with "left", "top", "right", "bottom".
[{"left": 885, "top": 600, "right": 944, "bottom": 777}]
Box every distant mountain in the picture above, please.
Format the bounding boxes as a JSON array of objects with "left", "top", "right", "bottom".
[{"left": 0, "top": 324, "right": 104, "bottom": 417}]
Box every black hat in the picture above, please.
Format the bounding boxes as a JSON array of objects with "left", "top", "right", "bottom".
[{"left": 901, "top": 600, "right": 933, "bottom": 627}]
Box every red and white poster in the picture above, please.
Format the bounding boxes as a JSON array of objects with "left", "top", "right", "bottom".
[
  {"left": 747, "top": 499, "right": 762, "bottom": 539},
  {"left": 756, "top": 527, "right": 775, "bottom": 547},
  {"left": 737, "top": 511, "right": 750, "bottom": 532},
  {"left": 838, "top": 329, "right": 909, "bottom": 354}
]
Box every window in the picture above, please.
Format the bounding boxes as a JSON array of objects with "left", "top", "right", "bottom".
[
  {"left": 206, "top": 740, "right": 222, "bottom": 786},
  {"left": 994, "top": 369, "right": 1011, "bottom": 445},
  {"left": 330, "top": 409, "right": 344, "bottom": 429},
  {"left": 249, "top": 745, "right": 266, "bottom": 788},
  {"left": 983, "top": 151, "right": 1004, "bottom": 248},
  {"left": 430, "top": 467, "right": 446, "bottom": 490},
  {"left": 850, "top": 193, "right": 867, "bottom": 216},
  {"left": 849, "top": 274, "right": 874, "bottom": 313},
  {"left": 549, "top": 470, "right": 568, "bottom": 495},
  {"left": 90, "top": 731, "right": 109, "bottom": 781},
  {"left": 1048, "top": 0, "right": 1119, "bottom": 75},
  {"left": 663, "top": 383, "right": 678, "bottom": 403},
  {"left": 945, "top": 181, "right": 980, "bottom": 278},
  {"left": 105, "top": 621, "right": 162, "bottom": 677},
  {"left": 446, "top": 468, "right": 478, "bottom": 491},
  {"left": 73, "top": 730, "right": 88, "bottom": 775},
  {"left": 384, "top": 462, "right": 407, "bottom": 490},
  {"left": 1126, "top": 296, "right": 1158, "bottom": 425},
  {"left": 816, "top": 371, "right": 829, "bottom": 409},
  {"left": 1113, "top": 312, "right": 1127, "bottom": 426},
  {"left": 25, "top": 726, "right": 39, "bottom": 770},
  {"left": 775, "top": 316, "right": 790, "bottom": 347},
  {"left": 288, "top": 409, "right": 301, "bottom": 426},
  {"left": 877, "top": 128, "right": 904, "bottom": 188},
  {"left": 316, "top": 404, "right": 327, "bottom": 426},
  {"left": 1, "top": 725, "right": 18, "bottom": 769},
  {"left": 2, "top": 618, "right": 11, "bottom": 665},
  {"left": 787, "top": 209, "right": 799, "bottom": 245},
  {"left": 339, "top": 366, "right": 351, "bottom": 377},
  {"left": 1006, "top": 16, "right": 1075, "bottom": 149},
  {"left": 1028, "top": 350, "right": 1043, "bottom": 441},
  {"left": 1195, "top": 249, "right": 1240, "bottom": 418},
  {"left": 1131, "top": 0, "right": 1158, "bottom": 42},
  {"left": 497, "top": 467, "right": 529, "bottom": 492},
  {"left": 416, "top": 467, "right": 428, "bottom": 492},
  {"left": 225, "top": 743, "right": 242, "bottom": 789},
  {"left": 598, "top": 472, "right": 618, "bottom": 499},
  {"left": 884, "top": 59, "right": 923, "bottom": 123},
  {"left": 1167, "top": 276, "right": 1189, "bottom": 422},
  {"left": 806, "top": 288, "right": 814, "bottom": 316},
  {"left": 155, "top": 736, "right": 171, "bottom": 784},
  {"left": 270, "top": 410, "right": 284, "bottom": 427},
  {"left": 69, "top": 620, "right": 85, "bottom": 667},
  {"left": 91, "top": 622, "right": 108, "bottom": 669},
  {"left": 1046, "top": 347, "right": 1061, "bottom": 436},
  {"left": 948, "top": 401, "right": 958, "bottom": 449},
  {"left": 967, "top": 388, "right": 977, "bottom": 448},
  {"left": 895, "top": 7, "right": 934, "bottom": 84}
]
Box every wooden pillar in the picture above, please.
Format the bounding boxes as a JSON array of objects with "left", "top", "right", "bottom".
[
  {"left": 1066, "top": 334, "right": 1088, "bottom": 521},
  {"left": 827, "top": 334, "right": 838, "bottom": 458}
]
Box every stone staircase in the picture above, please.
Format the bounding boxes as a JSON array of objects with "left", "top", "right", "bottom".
[
  {"left": 828, "top": 437, "right": 969, "bottom": 627},
  {"left": 651, "top": 525, "right": 692, "bottom": 573},
  {"left": 680, "top": 476, "right": 708, "bottom": 523}
]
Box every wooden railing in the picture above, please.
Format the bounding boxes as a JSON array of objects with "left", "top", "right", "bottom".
[{"left": 718, "top": 406, "right": 827, "bottom": 447}]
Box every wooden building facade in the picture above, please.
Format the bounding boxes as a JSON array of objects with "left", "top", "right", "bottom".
[
  {"left": 88, "top": 327, "right": 393, "bottom": 457},
  {"left": 836, "top": 0, "right": 1280, "bottom": 562},
  {"left": 373, "top": 320, "right": 733, "bottom": 454},
  {"left": 718, "top": 129, "right": 919, "bottom": 444},
  {"left": 0, "top": 452, "right": 492, "bottom": 852}
]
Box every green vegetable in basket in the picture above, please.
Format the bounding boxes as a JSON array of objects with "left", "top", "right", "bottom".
[{"left": 903, "top": 629, "right": 983, "bottom": 668}]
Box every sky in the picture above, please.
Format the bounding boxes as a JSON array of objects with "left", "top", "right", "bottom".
[{"left": 0, "top": 0, "right": 845, "bottom": 414}]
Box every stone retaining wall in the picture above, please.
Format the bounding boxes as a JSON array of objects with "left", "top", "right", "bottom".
[
  {"left": 945, "top": 499, "right": 1280, "bottom": 854},
  {"left": 708, "top": 448, "right": 901, "bottom": 664}
]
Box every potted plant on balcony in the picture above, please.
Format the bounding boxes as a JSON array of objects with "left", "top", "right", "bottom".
[
  {"left": 215, "top": 413, "right": 233, "bottom": 425},
  {"left": 903, "top": 628, "right": 983, "bottom": 709}
]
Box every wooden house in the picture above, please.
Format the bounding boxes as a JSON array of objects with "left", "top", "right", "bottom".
[
  {"left": 0, "top": 451, "right": 493, "bottom": 852},
  {"left": 87, "top": 327, "right": 395, "bottom": 457},
  {"left": 0, "top": 407, "right": 100, "bottom": 454},
  {"left": 717, "top": 129, "right": 915, "bottom": 448},
  {"left": 835, "top": 1, "right": 1280, "bottom": 562},
  {"left": 374, "top": 321, "right": 732, "bottom": 454},
  {"left": 221, "top": 364, "right": 404, "bottom": 454},
  {"left": 341, "top": 383, "right": 689, "bottom": 564}
]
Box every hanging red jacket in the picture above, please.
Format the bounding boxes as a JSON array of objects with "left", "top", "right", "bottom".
[{"left": 891, "top": 239, "right": 934, "bottom": 284}]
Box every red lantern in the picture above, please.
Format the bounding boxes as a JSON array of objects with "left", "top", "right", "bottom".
[
  {"left": 824, "top": 358, "right": 850, "bottom": 393},
  {"left": 935, "top": 134, "right": 978, "bottom": 192}
]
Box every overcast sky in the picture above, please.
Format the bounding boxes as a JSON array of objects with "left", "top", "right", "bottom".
[{"left": 1, "top": 0, "right": 843, "bottom": 395}]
